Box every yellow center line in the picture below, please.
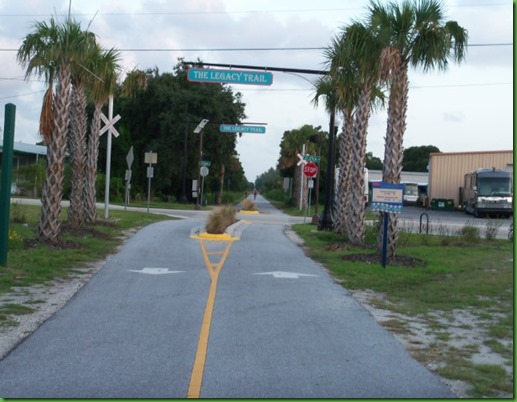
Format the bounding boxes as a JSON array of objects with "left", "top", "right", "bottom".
[{"left": 187, "top": 237, "right": 234, "bottom": 398}]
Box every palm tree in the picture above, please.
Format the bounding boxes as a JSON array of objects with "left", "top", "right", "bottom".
[
  {"left": 330, "top": 22, "right": 384, "bottom": 245},
  {"left": 368, "top": 0, "right": 468, "bottom": 261},
  {"left": 320, "top": 35, "right": 362, "bottom": 237},
  {"left": 18, "top": 17, "right": 94, "bottom": 243},
  {"left": 67, "top": 30, "right": 97, "bottom": 229},
  {"left": 84, "top": 46, "right": 121, "bottom": 224}
]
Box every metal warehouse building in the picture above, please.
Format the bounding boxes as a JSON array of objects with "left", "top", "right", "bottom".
[{"left": 427, "top": 150, "right": 514, "bottom": 208}]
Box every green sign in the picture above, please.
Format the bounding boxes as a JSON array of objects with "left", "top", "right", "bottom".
[
  {"left": 201, "top": 161, "right": 211, "bottom": 167},
  {"left": 304, "top": 155, "right": 320, "bottom": 163},
  {"left": 188, "top": 68, "right": 273, "bottom": 86}
]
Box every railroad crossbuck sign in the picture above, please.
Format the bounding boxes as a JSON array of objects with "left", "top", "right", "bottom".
[
  {"left": 99, "top": 113, "right": 121, "bottom": 137},
  {"left": 303, "top": 162, "right": 318, "bottom": 178}
]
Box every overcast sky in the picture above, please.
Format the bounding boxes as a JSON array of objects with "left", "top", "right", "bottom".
[{"left": 0, "top": 0, "right": 513, "bottom": 182}]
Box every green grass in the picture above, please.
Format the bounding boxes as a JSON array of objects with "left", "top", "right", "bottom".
[{"left": 291, "top": 222, "right": 514, "bottom": 397}]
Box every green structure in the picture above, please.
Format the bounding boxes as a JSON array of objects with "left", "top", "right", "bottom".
[{"left": 0, "top": 103, "right": 16, "bottom": 266}]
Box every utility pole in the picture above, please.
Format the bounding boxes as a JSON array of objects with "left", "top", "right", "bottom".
[{"left": 318, "top": 111, "right": 337, "bottom": 230}]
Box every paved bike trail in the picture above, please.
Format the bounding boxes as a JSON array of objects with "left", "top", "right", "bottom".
[{"left": 0, "top": 197, "right": 455, "bottom": 398}]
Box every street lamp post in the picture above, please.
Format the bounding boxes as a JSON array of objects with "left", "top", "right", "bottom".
[
  {"left": 194, "top": 119, "right": 209, "bottom": 209},
  {"left": 318, "top": 110, "right": 337, "bottom": 230},
  {"left": 179, "top": 117, "right": 189, "bottom": 203}
]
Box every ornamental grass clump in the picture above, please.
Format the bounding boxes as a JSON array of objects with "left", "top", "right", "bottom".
[
  {"left": 241, "top": 198, "right": 256, "bottom": 211},
  {"left": 205, "top": 205, "right": 237, "bottom": 234}
]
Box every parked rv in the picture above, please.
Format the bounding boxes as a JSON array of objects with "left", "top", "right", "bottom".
[
  {"left": 461, "top": 168, "right": 513, "bottom": 217},
  {"left": 401, "top": 181, "right": 419, "bottom": 205}
]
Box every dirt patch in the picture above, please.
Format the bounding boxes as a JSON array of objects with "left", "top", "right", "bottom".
[
  {"left": 23, "top": 225, "right": 112, "bottom": 250},
  {"left": 342, "top": 253, "right": 427, "bottom": 268}
]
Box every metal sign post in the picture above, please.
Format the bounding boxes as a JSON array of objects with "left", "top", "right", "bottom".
[
  {"left": 200, "top": 166, "right": 209, "bottom": 207},
  {"left": 370, "top": 182, "right": 405, "bottom": 268},
  {"left": 124, "top": 146, "right": 134, "bottom": 211},
  {"left": 145, "top": 151, "right": 157, "bottom": 213},
  {"left": 102, "top": 95, "right": 121, "bottom": 219}
]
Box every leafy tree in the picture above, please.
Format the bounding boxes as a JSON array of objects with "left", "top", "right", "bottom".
[
  {"left": 402, "top": 145, "right": 439, "bottom": 172},
  {"left": 107, "top": 60, "right": 247, "bottom": 203},
  {"left": 366, "top": 152, "right": 383, "bottom": 169},
  {"left": 369, "top": 0, "right": 467, "bottom": 262},
  {"left": 277, "top": 125, "right": 326, "bottom": 209},
  {"left": 255, "top": 167, "right": 282, "bottom": 192}
]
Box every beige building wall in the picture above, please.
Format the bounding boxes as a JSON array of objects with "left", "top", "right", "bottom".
[{"left": 428, "top": 150, "right": 514, "bottom": 207}]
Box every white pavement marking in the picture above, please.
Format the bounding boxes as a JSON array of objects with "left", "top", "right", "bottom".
[
  {"left": 254, "top": 271, "right": 319, "bottom": 279},
  {"left": 128, "top": 268, "right": 185, "bottom": 275}
]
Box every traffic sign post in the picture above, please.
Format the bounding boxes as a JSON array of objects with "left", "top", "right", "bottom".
[
  {"left": 145, "top": 151, "right": 158, "bottom": 213},
  {"left": 200, "top": 166, "right": 209, "bottom": 207},
  {"left": 102, "top": 95, "right": 121, "bottom": 219},
  {"left": 124, "top": 146, "right": 134, "bottom": 211}
]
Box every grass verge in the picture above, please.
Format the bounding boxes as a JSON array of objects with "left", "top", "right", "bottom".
[{"left": 291, "top": 222, "right": 513, "bottom": 398}]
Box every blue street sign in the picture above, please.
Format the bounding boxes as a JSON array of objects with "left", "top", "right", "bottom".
[
  {"left": 188, "top": 68, "right": 273, "bottom": 86},
  {"left": 219, "top": 124, "right": 266, "bottom": 134}
]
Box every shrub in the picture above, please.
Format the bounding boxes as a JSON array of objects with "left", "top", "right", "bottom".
[
  {"left": 10, "top": 203, "right": 27, "bottom": 224},
  {"left": 205, "top": 205, "right": 236, "bottom": 234},
  {"left": 241, "top": 198, "right": 256, "bottom": 211},
  {"left": 8, "top": 230, "right": 23, "bottom": 250},
  {"left": 484, "top": 220, "right": 502, "bottom": 241},
  {"left": 459, "top": 221, "right": 480, "bottom": 244}
]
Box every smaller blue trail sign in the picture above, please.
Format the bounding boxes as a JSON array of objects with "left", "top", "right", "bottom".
[
  {"left": 220, "top": 124, "right": 266, "bottom": 134},
  {"left": 188, "top": 68, "right": 273, "bottom": 85},
  {"left": 370, "top": 181, "right": 405, "bottom": 269}
]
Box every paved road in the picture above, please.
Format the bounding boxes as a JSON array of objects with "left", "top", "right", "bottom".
[{"left": 0, "top": 196, "right": 455, "bottom": 398}]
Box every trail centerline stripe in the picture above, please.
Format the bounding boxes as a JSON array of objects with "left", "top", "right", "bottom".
[{"left": 187, "top": 238, "right": 234, "bottom": 398}]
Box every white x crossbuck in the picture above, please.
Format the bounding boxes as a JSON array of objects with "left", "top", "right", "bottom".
[{"left": 99, "top": 112, "right": 121, "bottom": 137}]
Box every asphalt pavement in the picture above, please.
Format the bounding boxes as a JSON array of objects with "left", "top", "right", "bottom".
[{"left": 0, "top": 195, "right": 455, "bottom": 398}]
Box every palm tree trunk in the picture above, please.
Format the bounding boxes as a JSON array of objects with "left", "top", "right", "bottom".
[
  {"left": 67, "top": 84, "right": 87, "bottom": 229},
  {"left": 84, "top": 103, "right": 102, "bottom": 224},
  {"left": 379, "top": 60, "right": 409, "bottom": 261},
  {"left": 38, "top": 63, "right": 71, "bottom": 243},
  {"left": 347, "top": 86, "right": 372, "bottom": 245},
  {"left": 334, "top": 112, "right": 353, "bottom": 236}
]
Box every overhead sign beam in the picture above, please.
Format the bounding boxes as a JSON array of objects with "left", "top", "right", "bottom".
[{"left": 185, "top": 62, "right": 328, "bottom": 76}]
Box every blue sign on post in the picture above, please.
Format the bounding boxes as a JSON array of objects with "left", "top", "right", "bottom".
[
  {"left": 188, "top": 68, "right": 273, "bottom": 86},
  {"left": 219, "top": 124, "right": 266, "bottom": 134},
  {"left": 370, "top": 182, "right": 405, "bottom": 268},
  {"left": 370, "top": 182, "right": 405, "bottom": 213}
]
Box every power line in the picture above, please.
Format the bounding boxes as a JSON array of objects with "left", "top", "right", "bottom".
[
  {"left": 0, "top": 3, "right": 509, "bottom": 17},
  {"left": 0, "top": 43, "right": 511, "bottom": 53}
]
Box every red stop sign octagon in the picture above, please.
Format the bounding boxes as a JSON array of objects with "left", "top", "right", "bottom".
[{"left": 303, "top": 162, "right": 318, "bottom": 178}]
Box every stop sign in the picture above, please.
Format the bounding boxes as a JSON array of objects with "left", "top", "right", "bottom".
[{"left": 303, "top": 162, "right": 318, "bottom": 178}]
